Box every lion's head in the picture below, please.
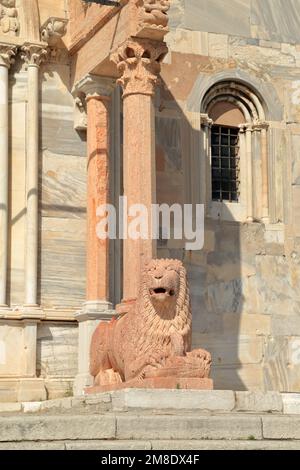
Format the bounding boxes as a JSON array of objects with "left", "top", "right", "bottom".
[
  {"left": 136, "top": 258, "right": 192, "bottom": 354},
  {"left": 140, "top": 259, "right": 190, "bottom": 321}
]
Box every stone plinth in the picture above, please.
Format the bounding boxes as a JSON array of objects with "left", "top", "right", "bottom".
[{"left": 86, "top": 377, "right": 213, "bottom": 394}]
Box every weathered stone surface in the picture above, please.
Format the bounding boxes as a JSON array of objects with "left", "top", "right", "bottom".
[
  {"left": 152, "top": 440, "right": 300, "bottom": 450},
  {"left": 183, "top": 0, "right": 251, "bottom": 38},
  {"left": 0, "top": 415, "right": 116, "bottom": 441},
  {"left": 282, "top": 393, "right": 300, "bottom": 414},
  {"left": 116, "top": 415, "right": 262, "bottom": 440},
  {"left": 0, "top": 442, "right": 66, "bottom": 450},
  {"left": 40, "top": 219, "right": 86, "bottom": 309},
  {"left": 0, "top": 402, "right": 22, "bottom": 413},
  {"left": 111, "top": 389, "right": 235, "bottom": 411},
  {"left": 263, "top": 416, "right": 300, "bottom": 439},
  {"left": 235, "top": 391, "right": 283, "bottom": 412},
  {"left": 37, "top": 323, "right": 78, "bottom": 378},
  {"left": 65, "top": 441, "right": 152, "bottom": 450}
]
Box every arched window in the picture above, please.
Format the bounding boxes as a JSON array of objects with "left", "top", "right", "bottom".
[{"left": 201, "top": 81, "right": 269, "bottom": 222}]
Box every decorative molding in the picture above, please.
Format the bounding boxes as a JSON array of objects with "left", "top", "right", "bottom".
[
  {"left": 73, "top": 74, "right": 115, "bottom": 99},
  {"left": 0, "top": 0, "right": 19, "bottom": 36},
  {"left": 0, "top": 42, "right": 16, "bottom": 67},
  {"left": 20, "top": 43, "right": 48, "bottom": 67},
  {"left": 40, "top": 17, "right": 68, "bottom": 46},
  {"left": 72, "top": 75, "right": 115, "bottom": 130},
  {"left": 253, "top": 121, "right": 270, "bottom": 131},
  {"left": 111, "top": 37, "right": 168, "bottom": 97}
]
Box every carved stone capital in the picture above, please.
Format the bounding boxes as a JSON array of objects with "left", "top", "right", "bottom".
[
  {"left": 200, "top": 113, "right": 213, "bottom": 128},
  {"left": 0, "top": 42, "right": 17, "bottom": 68},
  {"left": 72, "top": 74, "right": 115, "bottom": 101},
  {"left": 20, "top": 44, "right": 48, "bottom": 67},
  {"left": 112, "top": 38, "right": 168, "bottom": 97},
  {"left": 252, "top": 121, "right": 269, "bottom": 131},
  {"left": 41, "top": 17, "right": 68, "bottom": 46}
]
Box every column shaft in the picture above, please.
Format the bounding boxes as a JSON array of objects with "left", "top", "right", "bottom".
[
  {"left": 246, "top": 126, "right": 253, "bottom": 222},
  {"left": 21, "top": 44, "right": 47, "bottom": 307},
  {"left": 261, "top": 126, "right": 269, "bottom": 222},
  {"left": 25, "top": 64, "right": 39, "bottom": 305},
  {"left": 86, "top": 95, "right": 111, "bottom": 303},
  {"left": 112, "top": 38, "right": 167, "bottom": 302},
  {"left": 0, "top": 65, "right": 9, "bottom": 306},
  {"left": 122, "top": 93, "right": 156, "bottom": 300}
]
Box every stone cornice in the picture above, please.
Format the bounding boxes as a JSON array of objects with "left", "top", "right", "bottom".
[
  {"left": 0, "top": 42, "right": 17, "bottom": 68},
  {"left": 20, "top": 43, "right": 48, "bottom": 67},
  {"left": 111, "top": 37, "right": 168, "bottom": 97}
]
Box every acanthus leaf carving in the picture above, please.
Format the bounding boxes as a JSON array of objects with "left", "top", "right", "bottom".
[
  {"left": 20, "top": 44, "right": 48, "bottom": 67},
  {"left": 112, "top": 37, "right": 168, "bottom": 97},
  {"left": 0, "top": 42, "right": 16, "bottom": 67}
]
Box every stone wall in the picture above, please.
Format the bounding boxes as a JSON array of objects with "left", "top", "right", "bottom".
[{"left": 155, "top": 0, "right": 300, "bottom": 391}]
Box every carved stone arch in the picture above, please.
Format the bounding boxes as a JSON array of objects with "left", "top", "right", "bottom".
[
  {"left": 18, "top": 0, "right": 41, "bottom": 41},
  {"left": 187, "top": 69, "right": 283, "bottom": 122},
  {"left": 202, "top": 80, "right": 265, "bottom": 123},
  {"left": 206, "top": 94, "right": 252, "bottom": 122}
]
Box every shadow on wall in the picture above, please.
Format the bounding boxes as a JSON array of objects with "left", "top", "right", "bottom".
[{"left": 154, "top": 77, "right": 265, "bottom": 391}]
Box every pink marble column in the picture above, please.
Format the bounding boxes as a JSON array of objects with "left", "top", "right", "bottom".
[
  {"left": 74, "top": 76, "right": 114, "bottom": 312},
  {"left": 113, "top": 38, "right": 168, "bottom": 302},
  {"left": 73, "top": 76, "right": 115, "bottom": 396}
]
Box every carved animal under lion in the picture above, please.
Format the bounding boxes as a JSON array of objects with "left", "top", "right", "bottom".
[{"left": 89, "top": 259, "right": 213, "bottom": 391}]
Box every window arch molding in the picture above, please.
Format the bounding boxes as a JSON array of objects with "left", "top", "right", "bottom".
[{"left": 200, "top": 80, "right": 269, "bottom": 223}]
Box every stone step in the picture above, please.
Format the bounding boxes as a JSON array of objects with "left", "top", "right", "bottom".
[
  {"left": 2, "top": 389, "right": 300, "bottom": 414},
  {"left": 0, "top": 440, "right": 300, "bottom": 451},
  {"left": 1, "top": 412, "right": 300, "bottom": 443},
  {"left": 1, "top": 390, "right": 300, "bottom": 449}
]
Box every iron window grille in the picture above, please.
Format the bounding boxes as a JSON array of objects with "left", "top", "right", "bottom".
[{"left": 211, "top": 125, "right": 240, "bottom": 203}]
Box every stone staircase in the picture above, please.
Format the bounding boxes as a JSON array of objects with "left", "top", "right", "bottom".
[{"left": 0, "top": 389, "right": 300, "bottom": 450}]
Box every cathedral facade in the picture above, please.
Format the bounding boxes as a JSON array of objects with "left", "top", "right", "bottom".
[{"left": 0, "top": 0, "right": 300, "bottom": 402}]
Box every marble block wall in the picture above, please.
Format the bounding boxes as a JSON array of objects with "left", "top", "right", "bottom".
[
  {"left": 40, "top": 59, "right": 87, "bottom": 314},
  {"left": 155, "top": 0, "right": 300, "bottom": 392},
  {"left": 37, "top": 322, "right": 78, "bottom": 399}
]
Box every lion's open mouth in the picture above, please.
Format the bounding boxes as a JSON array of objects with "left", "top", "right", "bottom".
[{"left": 149, "top": 287, "right": 175, "bottom": 297}]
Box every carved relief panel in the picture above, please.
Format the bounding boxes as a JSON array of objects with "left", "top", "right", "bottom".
[{"left": 0, "top": 0, "right": 19, "bottom": 36}]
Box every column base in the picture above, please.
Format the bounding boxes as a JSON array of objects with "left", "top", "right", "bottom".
[
  {"left": 0, "top": 378, "right": 47, "bottom": 403},
  {"left": 74, "top": 300, "right": 116, "bottom": 396},
  {"left": 0, "top": 305, "right": 11, "bottom": 312},
  {"left": 18, "top": 378, "right": 47, "bottom": 402},
  {"left": 77, "top": 300, "right": 115, "bottom": 321}
]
